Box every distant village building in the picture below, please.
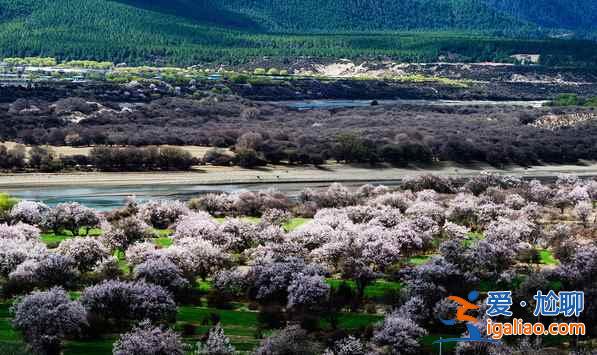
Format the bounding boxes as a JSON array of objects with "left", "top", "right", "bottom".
[{"left": 510, "top": 54, "right": 541, "bottom": 65}]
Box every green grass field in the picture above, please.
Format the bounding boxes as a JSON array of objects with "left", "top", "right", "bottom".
[
  {"left": 538, "top": 249, "right": 559, "bottom": 265},
  {"left": 0, "top": 300, "right": 383, "bottom": 354}
]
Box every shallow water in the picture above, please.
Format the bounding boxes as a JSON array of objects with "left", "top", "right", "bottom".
[
  {"left": 273, "top": 99, "right": 548, "bottom": 110},
  {"left": 7, "top": 181, "right": 398, "bottom": 211}
]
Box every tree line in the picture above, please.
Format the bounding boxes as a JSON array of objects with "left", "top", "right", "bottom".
[{"left": 0, "top": 144, "right": 195, "bottom": 172}]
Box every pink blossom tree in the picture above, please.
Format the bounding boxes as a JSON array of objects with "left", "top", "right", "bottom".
[
  {"left": 0, "top": 237, "right": 47, "bottom": 276},
  {"left": 138, "top": 200, "right": 190, "bottom": 229},
  {"left": 196, "top": 323, "right": 235, "bottom": 355},
  {"left": 10, "top": 200, "right": 49, "bottom": 225},
  {"left": 12, "top": 287, "right": 87, "bottom": 355},
  {"left": 373, "top": 311, "right": 427, "bottom": 354},
  {"left": 56, "top": 236, "right": 110, "bottom": 272},
  {"left": 113, "top": 320, "right": 184, "bottom": 355},
  {"left": 255, "top": 325, "right": 323, "bottom": 355},
  {"left": 172, "top": 213, "right": 223, "bottom": 245},
  {"left": 574, "top": 200, "right": 593, "bottom": 227},
  {"left": 160, "top": 237, "right": 230, "bottom": 280},
  {"left": 133, "top": 256, "right": 190, "bottom": 295},
  {"left": 125, "top": 240, "right": 159, "bottom": 267},
  {"left": 80, "top": 280, "right": 176, "bottom": 323},
  {"left": 287, "top": 273, "right": 330, "bottom": 309},
  {"left": 0, "top": 222, "right": 40, "bottom": 240},
  {"left": 100, "top": 216, "right": 154, "bottom": 251},
  {"left": 43, "top": 202, "right": 99, "bottom": 236}
]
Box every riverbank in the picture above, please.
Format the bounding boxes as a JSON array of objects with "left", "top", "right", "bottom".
[{"left": 2, "top": 162, "right": 596, "bottom": 189}]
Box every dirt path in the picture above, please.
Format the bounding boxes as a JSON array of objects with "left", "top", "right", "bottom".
[{"left": 1, "top": 162, "right": 596, "bottom": 189}]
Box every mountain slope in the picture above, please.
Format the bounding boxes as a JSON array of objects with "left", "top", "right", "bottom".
[
  {"left": 214, "top": 0, "right": 533, "bottom": 34},
  {"left": 0, "top": 0, "right": 595, "bottom": 66},
  {"left": 484, "top": 0, "right": 597, "bottom": 34}
]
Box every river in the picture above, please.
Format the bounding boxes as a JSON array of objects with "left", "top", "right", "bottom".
[
  {"left": 5, "top": 181, "right": 397, "bottom": 211},
  {"left": 272, "top": 99, "right": 548, "bottom": 110}
]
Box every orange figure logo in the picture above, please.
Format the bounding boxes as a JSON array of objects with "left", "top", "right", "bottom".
[{"left": 448, "top": 295, "right": 480, "bottom": 323}]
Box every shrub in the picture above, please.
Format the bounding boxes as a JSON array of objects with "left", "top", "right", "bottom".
[
  {"left": 236, "top": 132, "right": 263, "bottom": 151},
  {"left": 234, "top": 148, "right": 266, "bottom": 168},
  {"left": 0, "top": 193, "right": 18, "bottom": 217},
  {"left": 202, "top": 149, "right": 234, "bottom": 166}
]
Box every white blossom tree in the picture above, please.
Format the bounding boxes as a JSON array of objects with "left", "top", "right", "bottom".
[
  {"left": 261, "top": 208, "right": 292, "bottom": 226},
  {"left": 10, "top": 253, "right": 79, "bottom": 289},
  {"left": 125, "top": 240, "right": 159, "bottom": 266}
]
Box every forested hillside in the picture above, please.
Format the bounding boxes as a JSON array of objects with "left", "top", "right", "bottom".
[
  {"left": 485, "top": 0, "right": 597, "bottom": 34},
  {"left": 217, "top": 0, "right": 533, "bottom": 34},
  {"left": 0, "top": 0, "right": 595, "bottom": 66}
]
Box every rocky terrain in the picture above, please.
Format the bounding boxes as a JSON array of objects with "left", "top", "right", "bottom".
[{"left": 3, "top": 62, "right": 597, "bottom": 103}]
